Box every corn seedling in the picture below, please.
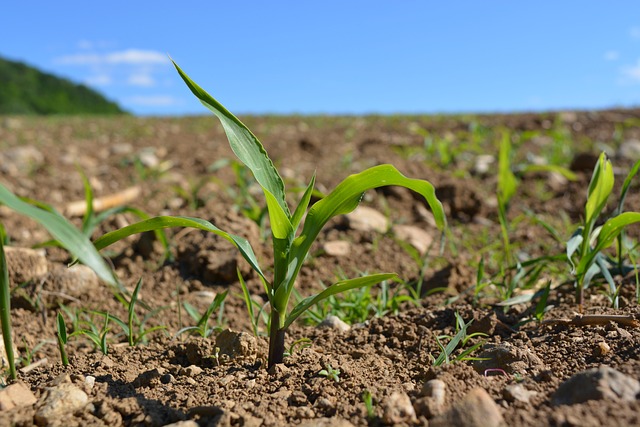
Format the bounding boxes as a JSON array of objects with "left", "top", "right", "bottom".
[
  {"left": 567, "top": 153, "right": 640, "bottom": 308},
  {"left": 176, "top": 290, "right": 227, "bottom": 338},
  {"left": 69, "top": 313, "right": 110, "bottom": 355},
  {"left": 55, "top": 313, "right": 69, "bottom": 367},
  {"left": 431, "top": 312, "right": 487, "bottom": 366},
  {"left": 93, "top": 60, "right": 446, "bottom": 369},
  {"left": 362, "top": 390, "right": 375, "bottom": 420}
]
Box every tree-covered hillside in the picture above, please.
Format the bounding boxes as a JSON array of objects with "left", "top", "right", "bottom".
[{"left": 0, "top": 57, "right": 127, "bottom": 115}]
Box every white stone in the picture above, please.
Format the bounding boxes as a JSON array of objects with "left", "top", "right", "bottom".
[
  {"left": 392, "top": 224, "right": 434, "bottom": 255},
  {"left": 322, "top": 240, "right": 351, "bottom": 257},
  {"left": 317, "top": 315, "right": 351, "bottom": 332},
  {"left": 35, "top": 383, "right": 89, "bottom": 425},
  {"left": 345, "top": 206, "right": 389, "bottom": 233}
]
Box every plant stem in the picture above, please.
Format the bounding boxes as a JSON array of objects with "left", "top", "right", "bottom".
[
  {"left": 0, "top": 241, "right": 16, "bottom": 379},
  {"left": 268, "top": 310, "right": 286, "bottom": 369}
]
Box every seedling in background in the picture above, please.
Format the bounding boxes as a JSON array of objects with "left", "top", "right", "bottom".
[
  {"left": 567, "top": 153, "right": 640, "bottom": 309},
  {"left": 362, "top": 390, "right": 375, "bottom": 420},
  {"left": 176, "top": 291, "right": 227, "bottom": 338},
  {"left": 93, "top": 60, "right": 446, "bottom": 369},
  {"left": 431, "top": 312, "right": 486, "bottom": 366},
  {"left": 56, "top": 313, "right": 70, "bottom": 367}
]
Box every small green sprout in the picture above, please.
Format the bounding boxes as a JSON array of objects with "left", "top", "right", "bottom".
[
  {"left": 176, "top": 291, "right": 227, "bottom": 338},
  {"left": 431, "top": 312, "right": 487, "bottom": 366},
  {"left": 56, "top": 313, "right": 69, "bottom": 367},
  {"left": 93, "top": 60, "right": 447, "bottom": 369},
  {"left": 318, "top": 363, "right": 341, "bottom": 382},
  {"left": 362, "top": 390, "right": 375, "bottom": 420}
]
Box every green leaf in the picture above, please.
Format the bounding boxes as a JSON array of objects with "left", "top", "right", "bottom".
[
  {"left": 585, "top": 153, "right": 614, "bottom": 229},
  {"left": 617, "top": 159, "right": 640, "bottom": 214},
  {"left": 593, "top": 212, "right": 640, "bottom": 254},
  {"left": 0, "top": 233, "right": 16, "bottom": 379},
  {"left": 520, "top": 164, "right": 578, "bottom": 181},
  {"left": 291, "top": 173, "right": 316, "bottom": 232},
  {"left": 172, "top": 59, "right": 289, "bottom": 217},
  {"left": 56, "top": 312, "right": 68, "bottom": 344},
  {"left": 93, "top": 215, "right": 266, "bottom": 280},
  {"left": 0, "top": 183, "right": 116, "bottom": 287},
  {"left": 282, "top": 164, "right": 446, "bottom": 302},
  {"left": 498, "top": 132, "right": 517, "bottom": 206},
  {"left": 284, "top": 273, "right": 397, "bottom": 329},
  {"left": 263, "top": 187, "right": 293, "bottom": 240}
]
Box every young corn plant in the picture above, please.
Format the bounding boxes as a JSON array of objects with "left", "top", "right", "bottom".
[
  {"left": 0, "top": 186, "right": 117, "bottom": 380},
  {"left": 567, "top": 153, "right": 640, "bottom": 308},
  {"left": 93, "top": 60, "right": 447, "bottom": 369}
]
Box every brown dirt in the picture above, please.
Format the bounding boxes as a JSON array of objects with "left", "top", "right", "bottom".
[{"left": 0, "top": 110, "right": 639, "bottom": 426}]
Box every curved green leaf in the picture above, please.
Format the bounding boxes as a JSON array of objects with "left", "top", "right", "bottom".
[
  {"left": 94, "top": 215, "right": 265, "bottom": 280},
  {"left": 284, "top": 273, "right": 397, "bottom": 329},
  {"left": 291, "top": 173, "right": 316, "bottom": 232},
  {"left": 280, "top": 165, "right": 445, "bottom": 303},
  {"left": 172, "top": 59, "right": 289, "bottom": 217},
  {"left": 0, "top": 184, "right": 116, "bottom": 286},
  {"left": 585, "top": 153, "right": 614, "bottom": 229}
]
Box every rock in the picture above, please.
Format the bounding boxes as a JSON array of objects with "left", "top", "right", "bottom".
[
  {"left": 0, "top": 146, "right": 44, "bottom": 176},
  {"left": 344, "top": 206, "right": 389, "bottom": 233},
  {"left": 298, "top": 418, "right": 355, "bottom": 427},
  {"left": 382, "top": 391, "right": 417, "bottom": 425},
  {"left": 322, "top": 240, "right": 351, "bottom": 257},
  {"left": 472, "top": 342, "right": 546, "bottom": 376},
  {"left": 392, "top": 224, "right": 434, "bottom": 255},
  {"left": 504, "top": 383, "right": 537, "bottom": 403},
  {"left": 415, "top": 379, "right": 447, "bottom": 417},
  {"left": 34, "top": 383, "right": 90, "bottom": 426},
  {"left": 618, "top": 139, "right": 640, "bottom": 160},
  {"left": 0, "top": 382, "right": 37, "bottom": 410},
  {"left": 431, "top": 387, "right": 504, "bottom": 427},
  {"left": 184, "top": 365, "right": 203, "bottom": 377},
  {"left": 551, "top": 366, "right": 640, "bottom": 406},
  {"left": 317, "top": 315, "right": 351, "bottom": 332},
  {"left": 4, "top": 246, "right": 48, "bottom": 284},
  {"left": 162, "top": 421, "right": 200, "bottom": 427},
  {"left": 134, "top": 368, "right": 163, "bottom": 388},
  {"left": 473, "top": 154, "right": 495, "bottom": 175},
  {"left": 49, "top": 264, "right": 100, "bottom": 299},
  {"left": 215, "top": 329, "right": 258, "bottom": 360},
  {"left": 137, "top": 148, "right": 159, "bottom": 168},
  {"left": 109, "top": 143, "right": 133, "bottom": 156}
]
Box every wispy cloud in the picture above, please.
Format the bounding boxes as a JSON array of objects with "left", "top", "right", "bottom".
[
  {"left": 127, "top": 72, "right": 155, "bottom": 87},
  {"left": 604, "top": 50, "right": 619, "bottom": 61},
  {"left": 84, "top": 74, "right": 112, "bottom": 86},
  {"left": 621, "top": 60, "right": 640, "bottom": 82},
  {"left": 630, "top": 26, "right": 640, "bottom": 40},
  {"left": 126, "top": 95, "right": 181, "bottom": 107},
  {"left": 55, "top": 49, "right": 168, "bottom": 65}
]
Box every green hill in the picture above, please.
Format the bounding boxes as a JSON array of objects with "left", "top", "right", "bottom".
[{"left": 0, "top": 57, "right": 127, "bottom": 115}]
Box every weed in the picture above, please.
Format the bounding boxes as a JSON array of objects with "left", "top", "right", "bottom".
[
  {"left": 55, "top": 313, "right": 69, "bottom": 366},
  {"left": 318, "top": 363, "right": 341, "bottom": 382},
  {"left": 93, "top": 60, "right": 446, "bottom": 369}
]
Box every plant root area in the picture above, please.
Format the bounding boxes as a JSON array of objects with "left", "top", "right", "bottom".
[{"left": 1, "top": 111, "right": 640, "bottom": 426}]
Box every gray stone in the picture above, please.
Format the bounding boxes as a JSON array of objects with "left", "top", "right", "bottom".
[
  {"left": 431, "top": 387, "right": 504, "bottom": 427},
  {"left": 49, "top": 264, "right": 100, "bottom": 299},
  {"left": 618, "top": 139, "right": 640, "bottom": 160},
  {"left": 34, "top": 383, "right": 89, "bottom": 426},
  {"left": 298, "top": 418, "right": 355, "bottom": 427},
  {"left": 1, "top": 146, "right": 44, "bottom": 176},
  {"left": 552, "top": 365, "right": 640, "bottom": 406},
  {"left": 4, "top": 246, "right": 48, "bottom": 284},
  {"left": 317, "top": 315, "right": 351, "bottom": 332},
  {"left": 382, "top": 391, "right": 417, "bottom": 425},
  {"left": 344, "top": 206, "right": 389, "bottom": 233},
  {"left": 504, "top": 383, "right": 537, "bottom": 403},
  {"left": 472, "top": 342, "right": 546, "bottom": 375},
  {"left": 392, "top": 224, "right": 434, "bottom": 255}
]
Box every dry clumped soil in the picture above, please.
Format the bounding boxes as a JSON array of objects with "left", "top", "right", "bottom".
[{"left": 0, "top": 111, "right": 640, "bottom": 426}]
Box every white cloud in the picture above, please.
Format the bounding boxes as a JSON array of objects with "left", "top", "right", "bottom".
[
  {"left": 127, "top": 72, "right": 155, "bottom": 87},
  {"left": 55, "top": 49, "right": 168, "bottom": 65},
  {"left": 126, "top": 95, "right": 181, "bottom": 107},
  {"left": 84, "top": 74, "right": 112, "bottom": 86},
  {"left": 604, "top": 50, "right": 619, "bottom": 61},
  {"left": 621, "top": 60, "right": 640, "bottom": 82}
]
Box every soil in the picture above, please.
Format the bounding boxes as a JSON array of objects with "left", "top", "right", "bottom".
[{"left": 0, "top": 110, "right": 640, "bottom": 426}]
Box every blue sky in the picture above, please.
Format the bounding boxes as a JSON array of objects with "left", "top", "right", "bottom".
[{"left": 2, "top": 2, "right": 640, "bottom": 116}]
